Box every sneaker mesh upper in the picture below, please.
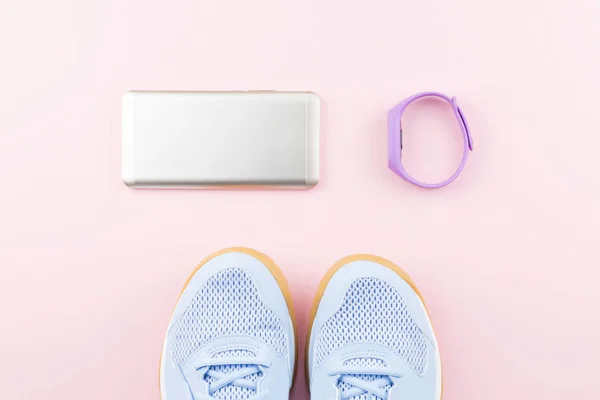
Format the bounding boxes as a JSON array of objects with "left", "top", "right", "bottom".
[
  {"left": 314, "top": 277, "right": 428, "bottom": 374},
  {"left": 170, "top": 268, "right": 288, "bottom": 366},
  {"left": 344, "top": 357, "right": 387, "bottom": 368}
]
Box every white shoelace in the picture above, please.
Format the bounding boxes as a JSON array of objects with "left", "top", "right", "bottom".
[
  {"left": 194, "top": 357, "right": 271, "bottom": 400},
  {"left": 205, "top": 364, "right": 262, "bottom": 394},
  {"left": 338, "top": 374, "right": 393, "bottom": 400},
  {"left": 330, "top": 367, "right": 403, "bottom": 400}
]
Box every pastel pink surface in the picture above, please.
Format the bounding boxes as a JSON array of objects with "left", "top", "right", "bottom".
[{"left": 1, "top": 1, "right": 599, "bottom": 399}]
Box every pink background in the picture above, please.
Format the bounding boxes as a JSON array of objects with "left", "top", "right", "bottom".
[{"left": 1, "top": 0, "right": 599, "bottom": 399}]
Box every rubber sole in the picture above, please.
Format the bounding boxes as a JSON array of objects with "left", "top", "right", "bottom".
[
  {"left": 305, "top": 254, "right": 442, "bottom": 398},
  {"left": 159, "top": 247, "right": 298, "bottom": 399}
]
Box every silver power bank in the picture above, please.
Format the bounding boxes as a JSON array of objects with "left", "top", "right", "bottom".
[{"left": 122, "top": 91, "right": 320, "bottom": 188}]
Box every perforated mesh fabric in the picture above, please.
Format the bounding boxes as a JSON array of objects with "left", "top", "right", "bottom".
[
  {"left": 338, "top": 357, "right": 391, "bottom": 400},
  {"left": 212, "top": 349, "right": 256, "bottom": 359},
  {"left": 344, "top": 357, "right": 387, "bottom": 368},
  {"left": 314, "top": 277, "right": 428, "bottom": 374},
  {"left": 170, "top": 268, "right": 288, "bottom": 366},
  {"left": 204, "top": 350, "right": 263, "bottom": 400}
]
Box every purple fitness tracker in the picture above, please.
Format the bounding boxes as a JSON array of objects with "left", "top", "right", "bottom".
[{"left": 388, "top": 91, "right": 474, "bottom": 188}]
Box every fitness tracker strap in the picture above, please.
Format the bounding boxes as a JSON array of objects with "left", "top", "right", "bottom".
[{"left": 388, "top": 91, "right": 473, "bottom": 188}]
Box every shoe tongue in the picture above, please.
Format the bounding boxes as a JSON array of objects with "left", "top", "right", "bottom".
[
  {"left": 338, "top": 357, "right": 392, "bottom": 400},
  {"left": 204, "top": 350, "right": 262, "bottom": 400}
]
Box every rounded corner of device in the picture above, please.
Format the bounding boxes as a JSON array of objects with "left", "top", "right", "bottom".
[
  {"left": 305, "top": 177, "right": 320, "bottom": 189},
  {"left": 122, "top": 91, "right": 136, "bottom": 105},
  {"left": 305, "top": 92, "right": 320, "bottom": 108},
  {"left": 122, "top": 173, "right": 136, "bottom": 187}
]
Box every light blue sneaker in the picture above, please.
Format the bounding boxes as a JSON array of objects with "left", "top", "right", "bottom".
[
  {"left": 306, "top": 255, "right": 442, "bottom": 400},
  {"left": 160, "top": 248, "right": 296, "bottom": 400}
]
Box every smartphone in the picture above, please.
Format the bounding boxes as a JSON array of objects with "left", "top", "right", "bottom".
[{"left": 122, "top": 91, "right": 320, "bottom": 188}]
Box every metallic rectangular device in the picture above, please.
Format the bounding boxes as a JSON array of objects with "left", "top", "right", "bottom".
[{"left": 122, "top": 91, "right": 320, "bottom": 188}]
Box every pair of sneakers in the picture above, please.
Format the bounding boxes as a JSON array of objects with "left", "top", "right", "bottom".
[{"left": 160, "top": 248, "right": 441, "bottom": 400}]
